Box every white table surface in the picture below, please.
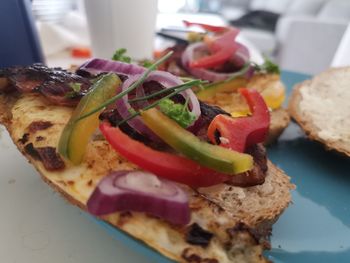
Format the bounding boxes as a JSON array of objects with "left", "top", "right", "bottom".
[{"left": 0, "top": 126, "right": 153, "bottom": 262}]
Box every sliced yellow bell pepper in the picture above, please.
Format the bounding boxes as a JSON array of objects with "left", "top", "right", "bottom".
[
  {"left": 187, "top": 32, "right": 205, "bottom": 43},
  {"left": 261, "top": 83, "right": 286, "bottom": 110},
  {"left": 58, "top": 73, "right": 122, "bottom": 164},
  {"left": 140, "top": 108, "right": 253, "bottom": 175},
  {"left": 196, "top": 77, "right": 248, "bottom": 100},
  {"left": 231, "top": 108, "right": 251, "bottom": 117}
]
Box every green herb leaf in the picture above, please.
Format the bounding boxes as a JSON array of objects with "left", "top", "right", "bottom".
[
  {"left": 65, "top": 82, "right": 83, "bottom": 98},
  {"left": 254, "top": 57, "right": 280, "bottom": 74},
  {"left": 69, "top": 82, "right": 82, "bottom": 92},
  {"left": 112, "top": 48, "right": 132, "bottom": 63},
  {"left": 142, "top": 60, "right": 154, "bottom": 68},
  {"left": 158, "top": 98, "right": 195, "bottom": 128}
]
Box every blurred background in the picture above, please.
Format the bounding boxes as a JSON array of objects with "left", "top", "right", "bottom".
[{"left": 2, "top": 0, "right": 350, "bottom": 74}]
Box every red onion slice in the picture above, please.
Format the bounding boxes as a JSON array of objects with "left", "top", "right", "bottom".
[
  {"left": 87, "top": 170, "right": 191, "bottom": 225},
  {"left": 182, "top": 42, "right": 252, "bottom": 82},
  {"left": 78, "top": 58, "right": 201, "bottom": 136},
  {"left": 231, "top": 42, "right": 250, "bottom": 68},
  {"left": 116, "top": 74, "right": 160, "bottom": 140},
  {"left": 78, "top": 58, "right": 146, "bottom": 76},
  {"left": 144, "top": 71, "right": 201, "bottom": 120}
]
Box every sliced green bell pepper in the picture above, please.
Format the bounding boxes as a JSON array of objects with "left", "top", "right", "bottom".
[
  {"left": 58, "top": 73, "right": 122, "bottom": 164},
  {"left": 140, "top": 108, "right": 253, "bottom": 175}
]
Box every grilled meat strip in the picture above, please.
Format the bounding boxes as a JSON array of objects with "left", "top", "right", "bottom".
[{"left": 0, "top": 64, "right": 91, "bottom": 106}]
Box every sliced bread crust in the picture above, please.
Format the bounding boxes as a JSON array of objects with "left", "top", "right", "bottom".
[
  {"left": 0, "top": 92, "right": 294, "bottom": 262},
  {"left": 289, "top": 67, "right": 350, "bottom": 157}
]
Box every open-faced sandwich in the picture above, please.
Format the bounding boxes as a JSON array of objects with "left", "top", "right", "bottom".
[
  {"left": 157, "top": 21, "right": 290, "bottom": 144},
  {"left": 289, "top": 67, "right": 350, "bottom": 157},
  {"left": 0, "top": 53, "right": 293, "bottom": 262}
]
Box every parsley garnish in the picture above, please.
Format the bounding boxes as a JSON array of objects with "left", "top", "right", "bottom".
[
  {"left": 69, "top": 82, "right": 82, "bottom": 92},
  {"left": 112, "top": 48, "right": 131, "bottom": 63},
  {"left": 142, "top": 60, "right": 154, "bottom": 68},
  {"left": 65, "top": 82, "right": 82, "bottom": 98},
  {"left": 158, "top": 98, "right": 195, "bottom": 128},
  {"left": 253, "top": 57, "right": 280, "bottom": 74}
]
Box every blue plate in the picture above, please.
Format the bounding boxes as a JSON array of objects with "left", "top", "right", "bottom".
[{"left": 90, "top": 71, "right": 350, "bottom": 262}]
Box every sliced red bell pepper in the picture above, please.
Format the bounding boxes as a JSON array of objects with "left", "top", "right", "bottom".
[
  {"left": 99, "top": 122, "right": 231, "bottom": 188},
  {"left": 189, "top": 28, "right": 240, "bottom": 69},
  {"left": 71, "top": 47, "right": 92, "bottom": 58},
  {"left": 207, "top": 88, "right": 270, "bottom": 152},
  {"left": 183, "top": 20, "right": 227, "bottom": 33}
]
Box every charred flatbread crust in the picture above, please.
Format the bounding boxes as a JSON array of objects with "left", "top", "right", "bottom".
[{"left": 0, "top": 92, "right": 294, "bottom": 262}]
